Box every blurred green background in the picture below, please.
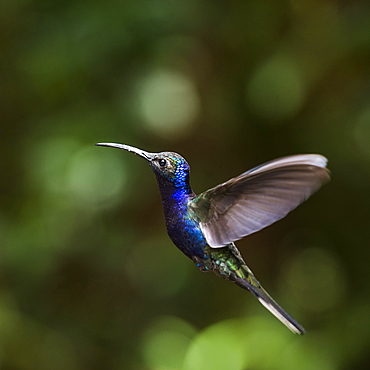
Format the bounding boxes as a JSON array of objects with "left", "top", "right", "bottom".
[{"left": 1, "top": 0, "right": 370, "bottom": 369}]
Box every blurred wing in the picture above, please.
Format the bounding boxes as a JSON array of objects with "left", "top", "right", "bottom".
[{"left": 190, "top": 154, "right": 330, "bottom": 248}]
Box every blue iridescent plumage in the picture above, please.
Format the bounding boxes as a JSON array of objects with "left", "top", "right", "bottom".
[
  {"left": 150, "top": 153, "right": 208, "bottom": 260},
  {"left": 96, "top": 142, "right": 330, "bottom": 334}
]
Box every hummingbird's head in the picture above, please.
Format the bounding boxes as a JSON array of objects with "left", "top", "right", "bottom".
[
  {"left": 95, "top": 142, "right": 190, "bottom": 187},
  {"left": 149, "top": 152, "right": 190, "bottom": 185}
]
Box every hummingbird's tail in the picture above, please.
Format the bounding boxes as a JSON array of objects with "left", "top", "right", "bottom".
[{"left": 234, "top": 265, "right": 306, "bottom": 335}]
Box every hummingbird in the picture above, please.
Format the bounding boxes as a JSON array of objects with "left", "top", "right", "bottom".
[{"left": 96, "top": 142, "right": 330, "bottom": 335}]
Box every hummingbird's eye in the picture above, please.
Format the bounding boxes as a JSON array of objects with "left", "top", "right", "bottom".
[{"left": 158, "top": 159, "right": 167, "bottom": 167}]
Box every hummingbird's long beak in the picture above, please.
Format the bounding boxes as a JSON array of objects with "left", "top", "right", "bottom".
[{"left": 95, "top": 142, "right": 155, "bottom": 160}]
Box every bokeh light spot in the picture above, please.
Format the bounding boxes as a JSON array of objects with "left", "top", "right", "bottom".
[
  {"left": 29, "top": 137, "right": 127, "bottom": 208},
  {"left": 142, "top": 316, "right": 196, "bottom": 370},
  {"left": 246, "top": 54, "right": 306, "bottom": 121},
  {"left": 66, "top": 145, "right": 126, "bottom": 207},
  {"left": 183, "top": 320, "right": 244, "bottom": 370},
  {"left": 138, "top": 69, "right": 200, "bottom": 138},
  {"left": 28, "top": 136, "right": 80, "bottom": 194},
  {"left": 239, "top": 316, "right": 292, "bottom": 368}
]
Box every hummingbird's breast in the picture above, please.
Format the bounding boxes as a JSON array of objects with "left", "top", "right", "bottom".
[
  {"left": 161, "top": 190, "right": 209, "bottom": 261},
  {"left": 166, "top": 214, "right": 209, "bottom": 260}
]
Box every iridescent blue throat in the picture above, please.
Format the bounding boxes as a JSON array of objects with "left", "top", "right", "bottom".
[{"left": 153, "top": 171, "right": 208, "bottom": 261}]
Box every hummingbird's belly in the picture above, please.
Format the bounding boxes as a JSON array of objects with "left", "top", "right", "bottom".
[{"left": 166, "top": 218, "right": 209, "bottom": 261}]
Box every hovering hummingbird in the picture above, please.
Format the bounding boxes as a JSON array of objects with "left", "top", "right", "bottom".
[{"left": 96, "top": 142, "right": 330, "bottom": 334}]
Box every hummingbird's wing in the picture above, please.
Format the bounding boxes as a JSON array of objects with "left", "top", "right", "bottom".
[{"left": 190, "top": 154, "right": 330, "bottom": 248}]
